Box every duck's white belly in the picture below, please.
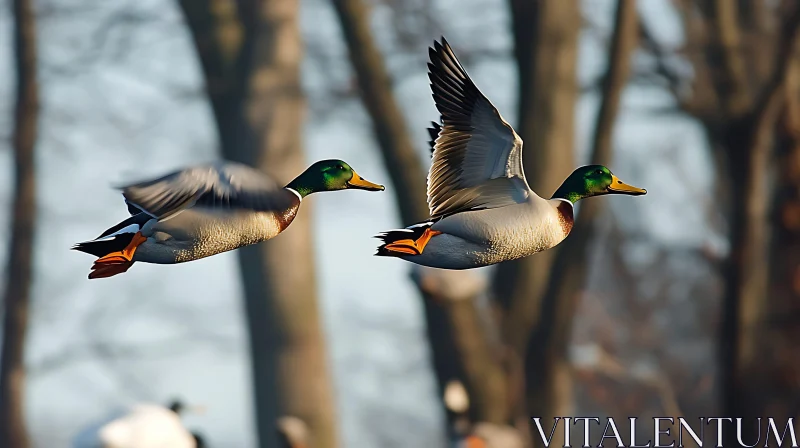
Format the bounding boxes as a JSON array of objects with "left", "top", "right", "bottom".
[
  {"left": 134, "top": 208, "right": 285, "bottom": 264},
  {"left": 404, "top": 199, "right": 570, "bottom": 269}
]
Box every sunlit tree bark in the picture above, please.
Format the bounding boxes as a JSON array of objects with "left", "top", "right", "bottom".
[
  {"left": 178, "top": 1, "right": 337, "bottom": 446},
  {"left": 496, "top": 1, "right": 580, "bottom": 441},
  {"left": 330, "top": 0, "right": 512, "bottom": 432},
  {"left": 523, "top": 1, "right": 638, "bottom": 445},
  {"left": 497, "top": 0, "right": 580, "bottom": 356}
]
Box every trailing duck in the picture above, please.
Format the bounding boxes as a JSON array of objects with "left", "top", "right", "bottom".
[{"left": 74, "top": 160, "right": 384, "bottom": 279}]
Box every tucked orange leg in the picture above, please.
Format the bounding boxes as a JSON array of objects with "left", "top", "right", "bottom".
[
  {"left": 384, "top": 228, "right": 442, "bottom": 255},
  {"left": 88, "top": 261, "right": 134, "bottom": 279},
  {"left": 97, "top": 231, "right": 147, "bottom": 263},
  {"left": 88, "top": 232, "right": 147, "bottom": 279},
  {"left": 464, "top": 435, "right": 486, "bottom": 448}
]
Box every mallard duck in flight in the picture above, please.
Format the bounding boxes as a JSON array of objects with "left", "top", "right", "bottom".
[
  {"left": 74, "top": 160, "right": 384, "bottom": 279},
  {"left": 375, "top": 38, "right": 646, "bottom": 270}
]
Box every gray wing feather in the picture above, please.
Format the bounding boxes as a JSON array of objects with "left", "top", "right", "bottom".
[
  {"left": 119, "top": 161, "right": 295, "bottom": 220},
  {"left": 426, "top": 38, "right": 533, "bottom": 220}
]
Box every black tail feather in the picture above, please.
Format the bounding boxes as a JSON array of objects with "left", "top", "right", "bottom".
[
  {"left": 72, "top": 213, "right": 150, "bottom": 258},
  {"left": 72, "top": 233, "right": 135, "bottom": 258},
  {"left": 374, "top": 222, "right": 434, "bottom": 256}
]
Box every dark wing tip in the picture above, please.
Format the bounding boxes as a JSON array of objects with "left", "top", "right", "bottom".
[
  {"left": 428, "top": 40, "right": 445, "bottom": 66},
  {"left": 427, "top": 37, "right": 476, "bottom": 124},
  {"left": 429, "top": 37, "right": 454, "bottom": 70},
  {"left": 427, "top": 122, "right": 442, "bottom": 155},
  {"left": 429, "top": 37, "right": 456, "bottom": 63},
  {"left": 428, "top": 121, "right": 442, "bottom": 138},
  {"left": 426, "top": 62, "right": 436, "bottom": 82},
  {"left": 432, "top": 36, "right": 448, "bottom": 50},
  {"left": 427, "top": 38, "right": 468, "bottom": 89}
]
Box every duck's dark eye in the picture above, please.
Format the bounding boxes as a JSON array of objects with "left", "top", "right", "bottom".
[
  {"left": 336, "top": 164, "right": 345, "bottom": 170},
  {"left": 595, "top": 169, "right": 604, "bottom": 175}
]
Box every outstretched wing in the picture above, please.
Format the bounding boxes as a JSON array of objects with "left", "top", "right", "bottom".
[
  {"left": 426, "top": 37, "right": 533, "bottom": 220},
  {"left": 119, "top": 161, "right": 297, "bottom": 220}
]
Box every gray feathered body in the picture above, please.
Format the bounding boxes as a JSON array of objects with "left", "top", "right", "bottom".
[
  {"left": 133, "top": 199, "right": 299, "bottom": 264},
  {"left": 375, "top": 38, "right": 577, "bottom": 269},
  {"left": 73, "top": 161, "right": 303, "bottom": 267},
  {"left": 391, "top": 198, "right": 573, "bottom": 270}
]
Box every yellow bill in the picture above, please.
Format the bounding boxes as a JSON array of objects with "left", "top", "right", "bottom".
[
  {"left": 607, "top": 175, "right": 647, "bottom": 195},
  {"left": 347, "top": 171, "right": 385, "bottom": 191}
]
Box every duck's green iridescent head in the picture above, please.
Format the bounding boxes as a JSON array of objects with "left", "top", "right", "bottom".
[
  {"left": 551, "top": 165, "right": 646, "bottom": 203},
  {"left": 287, "top": 159, "right": 385, "bottom": 197}
]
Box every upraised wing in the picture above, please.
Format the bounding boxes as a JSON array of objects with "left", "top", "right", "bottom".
[{"left": 426, "top": 38, "right": 532, "bottom": 220}]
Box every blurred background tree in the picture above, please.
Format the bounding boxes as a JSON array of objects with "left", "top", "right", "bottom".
[
  {"left": 639, "top": 0, "right": 800, "bottom": 442},
  {"left": 177, "top": 0, "right": 337, "bottom": 447},
  {"left": 0, "top": 0, "right": 38, "bottom": 447},
  {"left": 330, "top": 0, "right": 511, "bottom": 440}
]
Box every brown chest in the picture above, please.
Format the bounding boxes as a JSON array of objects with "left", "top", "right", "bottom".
[
  {"left": 556, "top": 201, "right": 574, "bottom": 235},
  {"left": 274, "top": 197, "right": 301, "bottom": 232}
]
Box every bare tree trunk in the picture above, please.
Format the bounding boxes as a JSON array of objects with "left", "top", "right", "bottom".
[
  {"left": 330, "top": 0, "right": 512, "bottom": 431},
  {"left": 639, "top": 0, "right": 800, "bottom": 439},
  {"left": 720, "top": 9, "right": 800, "bottom": 441},
  {"left": 497, "top": 0, "right": 580, "bottom": 356},
  {"left": 329, "top": 0, "right": 428, "bottom": 222},
  {"left": 179, "top": 1, "right": 337, "bottom": 447},
  {"left": 523, "top": 2, "right": 638, "bottom": 446},
  {"left": 412, "top": 267, "right": 509, "bottom": 425},
  {"left": 0, "top": 0, "right": 38, "bottom": 446},
  {"left": 494, "top": 2, "right": 580, "bottom": 434},
  {"left": 765, "top": 56, "right": 800, "bottom": 426}
]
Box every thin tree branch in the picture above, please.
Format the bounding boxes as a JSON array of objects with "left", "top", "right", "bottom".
[
  {"left": 709, "top": 0, "right": 752, "bottom": 116},
  {"left": 330, "top": 0, "right": 429, "bottom": 222},
  {"left": 750, "top": 7, "right": 800, "bottom": 133}
]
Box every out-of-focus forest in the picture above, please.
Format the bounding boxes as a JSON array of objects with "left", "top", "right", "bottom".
[{"left": 0, "top": 0, "right": 799, "bottom": 447}]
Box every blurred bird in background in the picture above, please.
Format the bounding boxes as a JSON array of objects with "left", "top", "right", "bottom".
[
  {"left": 71, "top": 399, "right": 206, "bottom": 448},
  {"left": 276, "top": 416, "right": 309, "bottom": 448},
  {"left": 444, "top": 380, "right": 525, "bottom": 448}
]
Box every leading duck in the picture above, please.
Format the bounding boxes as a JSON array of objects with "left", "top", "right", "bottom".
[
  {"left": 375, "top": 38, "right": 646, "bottom": 269},
  {"left": 74, "top": 160, "right": 384, "bottom": 279}
]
